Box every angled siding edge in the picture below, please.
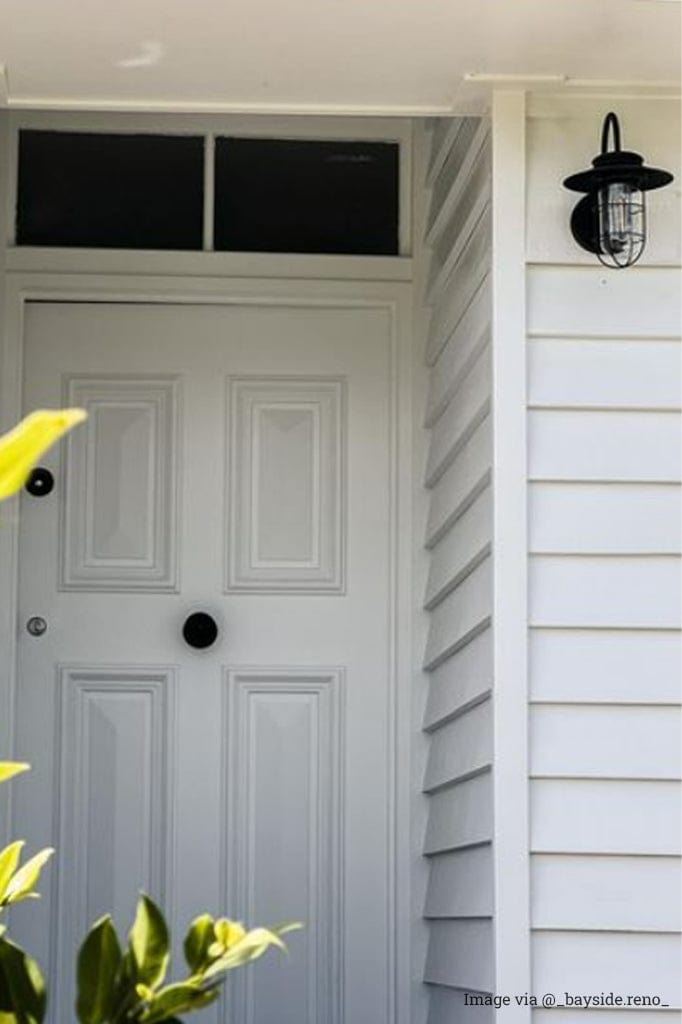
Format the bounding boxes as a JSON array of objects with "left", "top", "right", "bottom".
[{"left": 419, "top": 113, "right": 498, "bottom": 1019}]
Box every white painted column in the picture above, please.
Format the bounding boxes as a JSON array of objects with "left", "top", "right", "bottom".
[{"left": 491, "top": 89, "right": 532, "bottom": 1021}]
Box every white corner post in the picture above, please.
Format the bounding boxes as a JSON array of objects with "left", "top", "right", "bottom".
[{"left": 491, "top": 89, "right": 532, "bottom": 1021}]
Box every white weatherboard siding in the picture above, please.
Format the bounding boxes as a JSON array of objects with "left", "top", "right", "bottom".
[
  {"left": 526, "top": 95, "right": 682, "bottom": 1018},
  {"left": 419, "top": 117, "right": 495, "bottom": 1024}
]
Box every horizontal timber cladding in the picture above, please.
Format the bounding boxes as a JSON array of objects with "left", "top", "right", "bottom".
[
  {"left": 529, "top": 483, "right": 682, "bottom": 555},
  {"left": 527, "top": 265, "right": 682, "bottom": 338},
  {"left": 424, "top": 844, "right": 494, "bottom": 919},
  {"left": 530, "top": 854, "right": 682, "bottom": 932},
  {"left": 529, "top": 555, "right": 681, "bottom": 629},
  {"left": 424, "top": 771, "right": 494, "bottom": 855},
  {"left": 424, "top": 919, "right": 494, "bottom": 992},
  {"left": 525, "top": 96, "right": 682, "bottom": 1023},
  {"left": 423, "top": 628, "right": 493, "bottom": 731},
  {"left": 425, "top": 416, "right": 491, "bottom": 548},
  {"left": 531, "top": 779, "right": 682, "bottom": 856},
  {"left": 424, "top": 487, "right": 492, "bottom": 613},
  {"left": 419, "top": 115, "right": 495, "bottom": 1012},
  {"left": 528, "top": 409, "right": 681, "bottom": 482},
  {"left": 529, "top": 704, "right": 681, "bottom": 780},
  {"left": 528, "top": 338, "right": 681, "bottom": 411},
  {"left": 426, "top": 986, "right": 493, "bottom": 1024},
  {"left": 532, "top": 1015, "right": 680, "bottom": 1024},
  {"left": 529, "top": 629, "right": 681, "bottom": 704},
  {"left": 533, "top": 932, "right": 681, "bottom": 1009}
]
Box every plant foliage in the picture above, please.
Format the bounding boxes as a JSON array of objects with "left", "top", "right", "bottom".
[
  {"left": 0, "top": 764, "right": 299, "bottom": 1024},
  {"left": 74, "top": 895, "right": 297, "bottom": 1024}
]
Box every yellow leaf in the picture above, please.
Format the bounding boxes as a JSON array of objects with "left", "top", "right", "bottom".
[
  {"left": 212, "top": 919, "right": 246, "bottom": 953},
  {"left": 0, "top": 763, "right": 30, "bottom": 785},
  {"left": 0, "top": 842, "right": 25, "bottom": 905},
  {"left": 3, "top": 847, "right": 54, "bottom": 905},
  {"left": 203, "top": 926, "right": 288, "bottom": 978},
  {"left": 0, "top": 409, "right": 87, "bottom": 502}
]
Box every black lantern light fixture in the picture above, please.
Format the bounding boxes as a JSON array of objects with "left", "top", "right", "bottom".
[{"left": 563, "top": 111, "right": 674, "bottom": 269}]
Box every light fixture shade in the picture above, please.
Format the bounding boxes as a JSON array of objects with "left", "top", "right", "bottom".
[{"left": 563, "top": 112, "right": 673, "bottom": 269}]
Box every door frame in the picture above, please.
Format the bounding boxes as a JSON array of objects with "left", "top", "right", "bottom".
[{"left": 0, "top": 269, "right": 415, "bottom": 1024}]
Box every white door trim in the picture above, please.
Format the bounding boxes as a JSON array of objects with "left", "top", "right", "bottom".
[{"left": 0, "top": 270, "right": 414, "bottom": 1024}]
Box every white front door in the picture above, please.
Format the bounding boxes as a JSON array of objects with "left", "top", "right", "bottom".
[{"left": 13, "top": 297, "right": 396, "bottom": 1024}]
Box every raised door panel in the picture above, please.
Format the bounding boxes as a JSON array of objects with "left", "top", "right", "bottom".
[
  {"left": 61, "top": 376, "right": 179, "bottom": 590},
  {"left": 53, "top": 667, "right": 174, "bottom": 1017},
  {"left": 224, "top": 670, "right": 342, "bottom": 1024},
  {"left": 227, "top": 378, "right": 345, "bottom": 592}
]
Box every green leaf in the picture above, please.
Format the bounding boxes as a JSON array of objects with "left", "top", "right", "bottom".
[
  {"left": 76, "top": 915, "right": 122, "bottom": 1024},
  {"left": 2, "top": 850, "right": 53, "bottom": 907},
  {"left": 0, "top": 934, "right": 46, "bottom": 1024},
  {"left": 0, "top": 766, "right": 30, "bottom": 787},
  {"left": 128, "top": 896, "right": 169, "bottom": 990},
  {"left": 0, "top": 845, "right": 25, "bottom": 906},
  {"left": 0, "top": 957, "right": 14, "bottom": 1014},
  {"left": 183, "top": 915, "right": 214, "bottom": 973},
  {"left": 138, "top": 982, "right": 218, "bottom": 1023}
]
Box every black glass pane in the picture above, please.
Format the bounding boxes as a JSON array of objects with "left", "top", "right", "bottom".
[
  {"left": 17, "top": 130, "right": 204, "bottom": 249},
  {"left": 214, "top": 138, "right": 399, "bottom": 255}
]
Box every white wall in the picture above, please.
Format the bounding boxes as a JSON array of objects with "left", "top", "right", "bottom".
[
  {"left": 525, "top": 94, "right": 682, "bottom": 1019},
  {"left": 417, "top": 117, "right": 496, "bottom": 1024}
]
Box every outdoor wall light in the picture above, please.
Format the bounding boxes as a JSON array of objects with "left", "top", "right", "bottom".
[{"left": 563, "top": 111, "right": 674, "bottom": 268}]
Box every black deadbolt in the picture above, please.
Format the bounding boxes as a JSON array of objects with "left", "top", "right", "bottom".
[
  {"left": 182, "top": 612, "right": 219, "bottom": 650},
  {"left": 25, "top": 467, "right": 54, "bottom": 497}
]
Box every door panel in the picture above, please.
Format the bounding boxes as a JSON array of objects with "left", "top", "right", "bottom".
[
  {"left": 61, "top": 377, "right": 179, "bottom": 589},
  {"left": 225, "top": 670, "right": 342, "bottom": 1024},
  {"left": 55, "top": 667, "right": 173, "bottom": 979},
  {"left": 227, "top": 377, "right": 344, "bottom": 591},
  {"left": 14, "top": 300, "right": 393, "bottom": 1024}
]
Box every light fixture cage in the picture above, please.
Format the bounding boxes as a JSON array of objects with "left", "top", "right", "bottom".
[{"left": 597, "top": 182, "right": 646, "bottom": 268}]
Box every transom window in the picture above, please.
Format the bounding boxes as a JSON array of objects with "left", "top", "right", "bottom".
[{"left": 16, "top": 129, "right": 400, "bottom": 256}]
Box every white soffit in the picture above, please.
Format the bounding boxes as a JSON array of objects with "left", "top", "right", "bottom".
[{"left": 0, "top": 0, "right": 679, "bottom": 115}]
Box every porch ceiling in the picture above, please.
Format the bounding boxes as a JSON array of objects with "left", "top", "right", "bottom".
[{"left": 0, "top": 0, "right": 680, "bottom": 115}]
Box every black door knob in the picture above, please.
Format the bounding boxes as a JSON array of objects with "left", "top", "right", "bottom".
[
  {"left": 25, "top": 467, "right": 54, "bottom": 497},
  {"left": 182, "top": 612, "right": 219, "bottom": 650}
]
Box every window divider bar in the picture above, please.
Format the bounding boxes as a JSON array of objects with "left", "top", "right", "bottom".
[{"left": 203, "top": 132, "right": 215, "bottom": 252}]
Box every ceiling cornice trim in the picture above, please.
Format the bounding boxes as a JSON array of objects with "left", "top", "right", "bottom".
[
  {"left": 4, "top": 95, "right": 454, "bottom": 117},
  {"left": 3, "top": 71, "right": 679, "bottom": 119},
  {"left": 452, "top": 72, "right": 681, "bottom": 113}
]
